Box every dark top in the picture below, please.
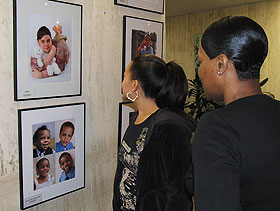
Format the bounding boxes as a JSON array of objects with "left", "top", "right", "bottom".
[
  {"left": 113, "top": 108, "right": 196, "bottom": 211},
  {"left": 193, "top": 94, "right": 280, "bottom": 211},
  {"left": 33, "top": 147, "right": 53, "bottom": 158},
  {"left": 116, "top": 110, "right": 157, "bottom": 210}
]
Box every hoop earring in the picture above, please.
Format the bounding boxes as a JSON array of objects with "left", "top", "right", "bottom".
[{"left": 127, "top": 91, "right": 138, "bottom": 102}]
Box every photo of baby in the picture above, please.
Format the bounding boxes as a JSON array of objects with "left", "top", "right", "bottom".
[
  {"left": 32, "top": 122, "right": 55, "bottom": 158},
  {"left": 33, "top": 155, "right": 55, "bottom": 190},
  {"left": 55, "top": 120, "right": 75, "bottom": 152}
]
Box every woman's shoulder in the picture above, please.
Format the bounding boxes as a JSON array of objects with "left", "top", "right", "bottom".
[{"left": 155, "top": 108, "right": 196, "bottom": 131}]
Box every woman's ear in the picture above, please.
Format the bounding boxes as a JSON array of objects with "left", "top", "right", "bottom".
[
  {"left": 216, "top": 54, "right": 228, "bottom": 76},
  {"left": 131, "top": 80, "right": 139, "bottom": 92}
]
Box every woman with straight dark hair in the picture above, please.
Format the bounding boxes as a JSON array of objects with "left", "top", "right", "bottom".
[
  {"left": 113, "top": 55, "right": 196, "bottom": 211},
  {"left": 192, "top": 16, "right": 280, "bottom": 210}
]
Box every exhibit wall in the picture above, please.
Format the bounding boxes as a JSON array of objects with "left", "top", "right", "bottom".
[
  {"left": 0, "top": 0, "right": 165, "bottom": 210},
  {"left": 166, "top": 0, "right": 280, "bottom": 100}
]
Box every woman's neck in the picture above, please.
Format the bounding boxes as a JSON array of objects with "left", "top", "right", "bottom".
[
  {"left": 134, "top": 98, "right": 159, "bottom": 125},
  {"left": 224, "top": 79, "right": 262, "bottom": 105}
]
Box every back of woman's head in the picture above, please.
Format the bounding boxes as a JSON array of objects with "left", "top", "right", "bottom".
[
  {"left": 201, "top": 16, "right": 268, "bottom": 80},
  {"left": 130, "top": 55, "right": 188, "bottom": 110}
]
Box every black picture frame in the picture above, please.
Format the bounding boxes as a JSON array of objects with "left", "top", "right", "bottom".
[
  {"left": 114, "top": 0, "right": 164, "bottom": 14},
  {"left": 122, "top": 15, "right": 164, "bottom": 79},
  {"left": 18, "top": 102, "right": 85, "bottom": 209},
  {"left": 118, "top": 102, "right": 136, "bottom": 147},
  {"left": 13, "top": 0, "right": 83, "bottom": 101}
]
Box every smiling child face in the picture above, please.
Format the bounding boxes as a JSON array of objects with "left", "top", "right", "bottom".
[
  {"left": 59, "top": 126, "right": 74, "bottom": 147},
  {"left": 37, "top": 130, "right": 51, "bottom": 151},
  {"left": 37, "top": 35, "right": 52, "bottom": 53},
  {"left": 37, "top": 159, "right": 50, "bottom": 177},
  {"left": 59, "top": 154, "right": 73, "bottom": 175}
]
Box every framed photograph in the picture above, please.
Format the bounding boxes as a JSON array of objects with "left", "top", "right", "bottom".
[
  {"left": 18, "top": 103, "right": 85, "bottom": 209},
  {"left": 13, "top": 0, "right": 83, "bottom": 101},
  {"left": 123, "top": 16, "right": 163, "bottom": 78},
  {"left": 114, "top": 0, "right": 164, "bottom": 14},
  {"left": 118, "top": 102, "right": 136, "bottom": 146}
]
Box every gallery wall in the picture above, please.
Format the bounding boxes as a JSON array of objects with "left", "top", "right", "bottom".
[
  {"left": 0, "top": 0, "right": 165, "bottom": 210},
  {"left": 166, "top": 0, "right": 280, "bottom": 100}
]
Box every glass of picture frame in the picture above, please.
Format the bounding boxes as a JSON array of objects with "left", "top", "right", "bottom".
[
  {"left": 13, "top": 0, "right": 83, "bottom": 101},
  {"left": 122, "top": 15, "right": 163, "bottom": 79},
  {"left": 18, "top": 102, "right": 85, "bottom": 209}
]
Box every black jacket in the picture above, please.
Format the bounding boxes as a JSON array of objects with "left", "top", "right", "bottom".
[{"left": 113, "top": 108, "right": 195, "bottom": 211}]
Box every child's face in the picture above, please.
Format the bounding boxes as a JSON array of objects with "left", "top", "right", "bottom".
[
  {"left": 37, "top": 130, "right": 51, "bottom": 151},
  {"left": 38, "top": 35, "right": 52, "bottom": 53},
  {"left": 59, "top": 155, "right": 73, "bottom": 174},
  {"left": 144, "top": 37, "right": 151, "bottom": 48},
  {"left": 59, "top": 126, "right": 73, "bottom": 147},
  {"left": 37, "top": 159, "right": 50, "bottom": 177}
]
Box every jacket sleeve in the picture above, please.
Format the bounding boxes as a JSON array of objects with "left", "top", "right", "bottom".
[
  {"left": 192, "top": 112, "right": 241, "bottom": 211},
  {"left": 157, "top": 125, "right": 193, "bottom": 211}
]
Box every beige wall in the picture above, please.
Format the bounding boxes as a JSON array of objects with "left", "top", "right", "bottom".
[
  {"left": 166, "top": 0, "right": 280, "bottom": 99},
  {"left": 0, "top": 0, "right": 164, "bottom": 210}
]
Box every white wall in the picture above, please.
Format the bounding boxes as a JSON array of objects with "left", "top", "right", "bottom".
[{"left": 0, "top": 0, "right": 165, "bottom": 210}]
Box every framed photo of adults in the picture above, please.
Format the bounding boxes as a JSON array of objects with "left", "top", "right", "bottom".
[
  {"left": 114, "top": 0, "right": 164, "bottom": 14},
  {"left": 18, "top": 102, "right": 85, "bottom": 209},
  {"left": 13, "top": 0, "right": 82, "bottom": 101},
  {"left": 122, "top": 16, "right": 163, "bottom": 79}
]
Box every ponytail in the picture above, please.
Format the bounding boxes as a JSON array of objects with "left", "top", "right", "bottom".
[
  {"left": 130, "top": 55, "right": 188, "bottom": 110},
  {"left": 156, "top": 62, "right": 188, "bottom": 110}
]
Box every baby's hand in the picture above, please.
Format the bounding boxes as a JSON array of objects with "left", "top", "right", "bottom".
[{"left": 50, "top": 45, "right": 57, "bottom": 56}]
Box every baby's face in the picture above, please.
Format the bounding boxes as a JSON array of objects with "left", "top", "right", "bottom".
[
  {"left": 59, "top": 126, "right": 73, "bottom": 147},
  {"left": 38, "top": 130, "right": 51, "bottom": 151},
  {"left": 59, "top": 155, "right": 73, "bottom": 174},
  {"left": 37, "top": 159, "right": 50, "bottom": 177},
  {"left": 38, "top": 35, "right": 52, "bottom": 53}
]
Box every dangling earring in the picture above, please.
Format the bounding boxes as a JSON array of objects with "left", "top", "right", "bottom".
[{"left": 127, "top": 91, "right": 138, "bottom": 102}]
